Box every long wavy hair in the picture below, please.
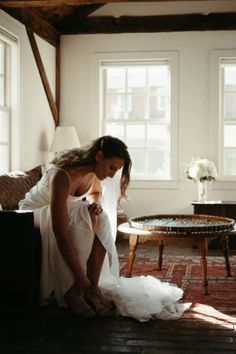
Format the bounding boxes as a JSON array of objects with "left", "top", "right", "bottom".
[{"left": 51, "top": 135, "right": 132, "bottom": 202}]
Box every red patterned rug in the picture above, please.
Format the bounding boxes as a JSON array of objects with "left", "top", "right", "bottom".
[{"left": 119, "top": 255, "right": 236, "bottom": 324}]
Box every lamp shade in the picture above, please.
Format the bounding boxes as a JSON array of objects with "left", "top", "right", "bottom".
[{"left": 50, "top": 126, "right": 80, "bottom": 153}]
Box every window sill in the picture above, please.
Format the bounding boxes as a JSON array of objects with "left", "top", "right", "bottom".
[
  {"left": 212, "top": 180, "right": 236, "bottom": 191},
  {"left": 129, "top": 179, "right": 178, "bottom": 190}
]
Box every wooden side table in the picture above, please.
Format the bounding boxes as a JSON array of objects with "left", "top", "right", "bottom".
[
  {"left": 118, "top": 222, "right": 236, "bottom": 295},
  {"left": 117, "top": 212, "right": 128, "bottom": 239},
  {"left": 192, "top": 201, "right": 236, "bottom": 249}
]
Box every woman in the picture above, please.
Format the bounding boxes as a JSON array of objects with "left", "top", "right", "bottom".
[{"left": 19, "top": 135, "right": 190, "bottom": 321}]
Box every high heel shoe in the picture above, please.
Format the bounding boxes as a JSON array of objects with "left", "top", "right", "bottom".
[
  {"left": 85, "top": 287, "right": 116, "bottom": 316},
  {"left": 64, "top": 284, "right": 96, "bottom": 318}
]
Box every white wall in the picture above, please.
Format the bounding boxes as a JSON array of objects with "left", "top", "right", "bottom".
[
  {"left": 60, "top": 31, "right": 236, "bottom": 217},
  {"left": 0, "top": 10, "right": 56, "bottom": 171}
]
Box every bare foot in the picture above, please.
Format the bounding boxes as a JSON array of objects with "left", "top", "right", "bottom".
[
  {"left": 85, "top": 287, "right": 116, "bottom": 316},
  {"left": 64, "top": 284, "right": 96, "bottom": 318}
]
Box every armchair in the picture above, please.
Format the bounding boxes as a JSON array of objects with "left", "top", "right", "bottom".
[{"left": 0, "top": 166, "right": 42, "bottom": 312}]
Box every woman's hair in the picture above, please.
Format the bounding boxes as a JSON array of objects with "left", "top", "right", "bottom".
[{"left": 51, "top": 135, "right": 132, "bottom": 201}]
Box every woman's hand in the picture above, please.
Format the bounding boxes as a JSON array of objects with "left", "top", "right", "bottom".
[
  {"left": 88, "top": 202, "right": 103, "bottom": 233},
  {"left": 88, "top": 202, "right": 103, "bottom": 216}
]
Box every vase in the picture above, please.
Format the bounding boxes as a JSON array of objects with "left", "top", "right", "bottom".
[{"left": 197, "top": 180, "right": 208, "bottom": 203}]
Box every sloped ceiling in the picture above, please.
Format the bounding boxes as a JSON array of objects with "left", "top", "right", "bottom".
[{"left": 1, "top": 1, "right": 236, "bottom": 47}]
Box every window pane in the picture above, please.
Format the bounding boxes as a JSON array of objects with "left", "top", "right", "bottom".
[
  {"left": 107, "top": 94, "right": 125, "bottom": 119},
  {"left": 0, "top": 41, "right": 4, "bottom": 75},
  {"left": 0, "top": 76, "right": 4, "bottom": 106},
  {"left": 0, "top": 145, "right": 8, "bottom": 173},
  {"left": 148, "top": 66, "right": 169, "bottom": 91},
  {"left": 127, "top": 67, "right": 146, "bottom": 93},
  {"left": 147, "top": 125, "right": 169, "bottom": 149},
  {"left": 0, "top": 111, "right": 8, "bottom": 141},
  {"left": 107, "top": 68, "right": 125, "bottom": 93},
  {"left": 105, "top": 123, "right": 124, "bottom": 140},
  {"left": 224, "top": 125, "right": 236, "bottom": 147},
  {"left": 149, "top": 93, "right": 169, "bottom": 120},
  {"left": 147, "top": 149, "right": 169, "bottom": 176},
  {"left": 224, "top": 93, "right": 236, "bottom": 119},
  {"left": 224, "top": 66, "right": 236, "bottom": 91},
  {"left": 127, "top": 125, "right": 145, "bottom": 148},
  {"left": 224, "top": 148, "right": 236, "bottom": 175},
  {"left": 127, "top": 94, "right": 145, "bottom": 119},
  {"left": 129, "top": 149, "right": 145, "bottom": 174}
]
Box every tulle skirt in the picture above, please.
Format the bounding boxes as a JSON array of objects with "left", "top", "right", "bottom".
[{"left": 100, "top": 274, "right": 191, "bottom": 322}]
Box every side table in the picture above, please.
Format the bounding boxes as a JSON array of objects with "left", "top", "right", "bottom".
[
  {"left": 192, "top": 201, "right": 236, "bottom": 249},
  {"left": 118, "top": 221, "right": 236, "bottom": 295},
  {"left": 117, "top": 212, "right": 128, "bottom": 239}
]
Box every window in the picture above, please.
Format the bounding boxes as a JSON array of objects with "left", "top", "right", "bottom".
[
  {"left": 0, "top": 28, "right": 18, "bottom": 173},
  {"left": 100, "top": 55, "right": 178, "bottom": 182},
  {"left": 220, "top": 60, "right": 236, "bottom": 177}
]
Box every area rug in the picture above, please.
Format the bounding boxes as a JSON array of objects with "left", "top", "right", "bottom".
[{"left": 119, "top": 255, "right": 236, "bottom": 323}]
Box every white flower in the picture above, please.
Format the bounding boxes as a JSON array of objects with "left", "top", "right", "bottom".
[{"left": 186, "top": 158, "right": 218, "bottom": 182}]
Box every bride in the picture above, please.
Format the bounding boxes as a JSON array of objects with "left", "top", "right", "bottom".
[{"left": 19, "top": 135, "right": 191, "bottom": 322}]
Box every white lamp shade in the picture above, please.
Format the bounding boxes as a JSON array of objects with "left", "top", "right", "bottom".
[{"left": 50, "top": 126, "right": 80, "bottom": 153}]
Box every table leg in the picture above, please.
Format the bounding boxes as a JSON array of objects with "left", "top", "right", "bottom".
[
  {"left": 198, "top": 239, "right": 209, "bottom": 295},
  {"left": 221, "top": 235, "right": 232, "bottom": 277},
  {"left": 126, "top": 234, "right": 139, "bottom": 278},
  {"left": 158, "top": 241, "right": 164, "bottom": 270}
]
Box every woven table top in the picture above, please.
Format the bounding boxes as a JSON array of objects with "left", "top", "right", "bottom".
[{"left": 129, "top": 214, "right": 235, "bottom": 234}]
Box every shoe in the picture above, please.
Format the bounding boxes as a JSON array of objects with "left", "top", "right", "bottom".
[
  {"left": 85, "top": 287, "right": 116, "bottom": 316},
  {"left": 64, "top": 284, "right": 96, "bottom": 318}
]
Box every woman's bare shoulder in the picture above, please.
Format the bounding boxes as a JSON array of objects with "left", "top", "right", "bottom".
[
  {"left": 49, "top": 167, "right": 71, "bottom": 184},
  {"left": 90, "top": 176, "right": 101, "bottom": 193}
]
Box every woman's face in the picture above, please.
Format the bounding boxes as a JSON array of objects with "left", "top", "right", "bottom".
[{"left": 94, "top": 151, "right": 125, "bottom": 180}]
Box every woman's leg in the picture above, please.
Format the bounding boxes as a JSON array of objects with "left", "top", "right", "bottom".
[
  {"left": 86, "top": 234, "right": 115, "bottom": 315},
  {"left": 87, "top": 235, "right": 106, "bottom": 288}
]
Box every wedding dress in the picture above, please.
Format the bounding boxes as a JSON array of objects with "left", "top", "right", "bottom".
[{"left": 19, "top": 166, "right": 191, "bottom": 322}]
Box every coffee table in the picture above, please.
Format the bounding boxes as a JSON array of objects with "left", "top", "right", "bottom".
[{"left": 118, "top": 217, "right": 236, "bottom": 295}]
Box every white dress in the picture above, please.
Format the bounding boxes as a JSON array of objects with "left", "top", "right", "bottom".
[{"left": 19, "top": 166, "right": 191, "bottom": 322}]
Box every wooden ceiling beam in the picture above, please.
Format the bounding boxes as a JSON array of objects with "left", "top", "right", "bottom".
[
  {"left": 26, "top": 28, "right": 59, "bottom": 126},
  {"left": 55, "top": 4, "right": 105, "bottom": 30},
  {"left": 0, "top": 0, "right": 224, "bottom": 7},
  {"left": 0, "top": 7, "right": 60, "bottom": 46},
  {"left": 60, "top": 12, "right": 236, "bottom": 34}
]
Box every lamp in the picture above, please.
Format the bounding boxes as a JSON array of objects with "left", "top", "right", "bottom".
[{"left": 50, "top": 126, "right": 80, "bottom": 153}]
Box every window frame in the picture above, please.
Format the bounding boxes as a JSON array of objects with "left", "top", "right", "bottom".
[
  {"left": 0, "top": 27, "right": 19, "bottom": 173},
  {"left": 211, "top": 50, "right": 236, "bottom": 189},
  {"left": 91, "top": 51, "right": 179, "bottom": 189}
]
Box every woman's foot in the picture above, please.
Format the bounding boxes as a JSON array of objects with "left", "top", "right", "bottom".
[
  {"left": 85, "top": 287, "right": 115, "bottom": 316},
  {"left": 64, "top": 284, "right": 95, "bottom": 318}
]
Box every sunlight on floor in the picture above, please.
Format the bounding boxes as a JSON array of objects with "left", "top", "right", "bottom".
[{"left": 187, "top": 303, "right": 236, "bottom": 329}]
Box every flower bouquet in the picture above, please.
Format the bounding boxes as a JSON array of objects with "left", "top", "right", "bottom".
[
  {"left": 186, "top": 158, "right": 218, "bottom": 202},
  {"left": 186, "top": 158, "right": 218, "bottom": 182}
]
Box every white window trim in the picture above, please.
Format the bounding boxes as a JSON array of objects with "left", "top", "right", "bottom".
[
  {"left": 0, "top": 26, "right": 19, "bottom": 172},
  {"left": 91, "top": 51, "right": 179, "bottom": 190},
  {"left": 210, "top": 49, "right": 236, "bottom": 190}
]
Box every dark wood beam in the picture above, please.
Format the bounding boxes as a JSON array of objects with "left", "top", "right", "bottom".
[
  {"left": 26, "top": 28, "right": 59, "bottom": 126},
  {"left": 56, "top": 39, "right": 60, "bottom": 123},
  {"left": 0, "top": 7, "right": 59, "bottom": 46},
  {"left": 54, "top": 4, "right": 105, "bottom": 31},
  {"left": 0, "top": 0, "right": 224, "bottom": 7},
  {"left": 60, "top": 12, "right": 236, "bottom": 34}
]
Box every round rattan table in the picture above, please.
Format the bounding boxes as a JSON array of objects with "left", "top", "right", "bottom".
[{"left": 118, "top": 214, "right": 236, "bottom": 295}]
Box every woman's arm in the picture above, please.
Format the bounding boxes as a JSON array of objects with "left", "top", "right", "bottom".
[
  {"left": 86, "top": 177, "right": 102, "bottom": 204},
  {"left": 86, "top": 177, "right": 103, "bottom": 233},
  {"left": 50, "top": 169, "right": 90, "bottom": 290}
]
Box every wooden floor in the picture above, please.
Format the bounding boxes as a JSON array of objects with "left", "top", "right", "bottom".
[{"left": 1, "top": 240, "right": 236, "bottom": 354}]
